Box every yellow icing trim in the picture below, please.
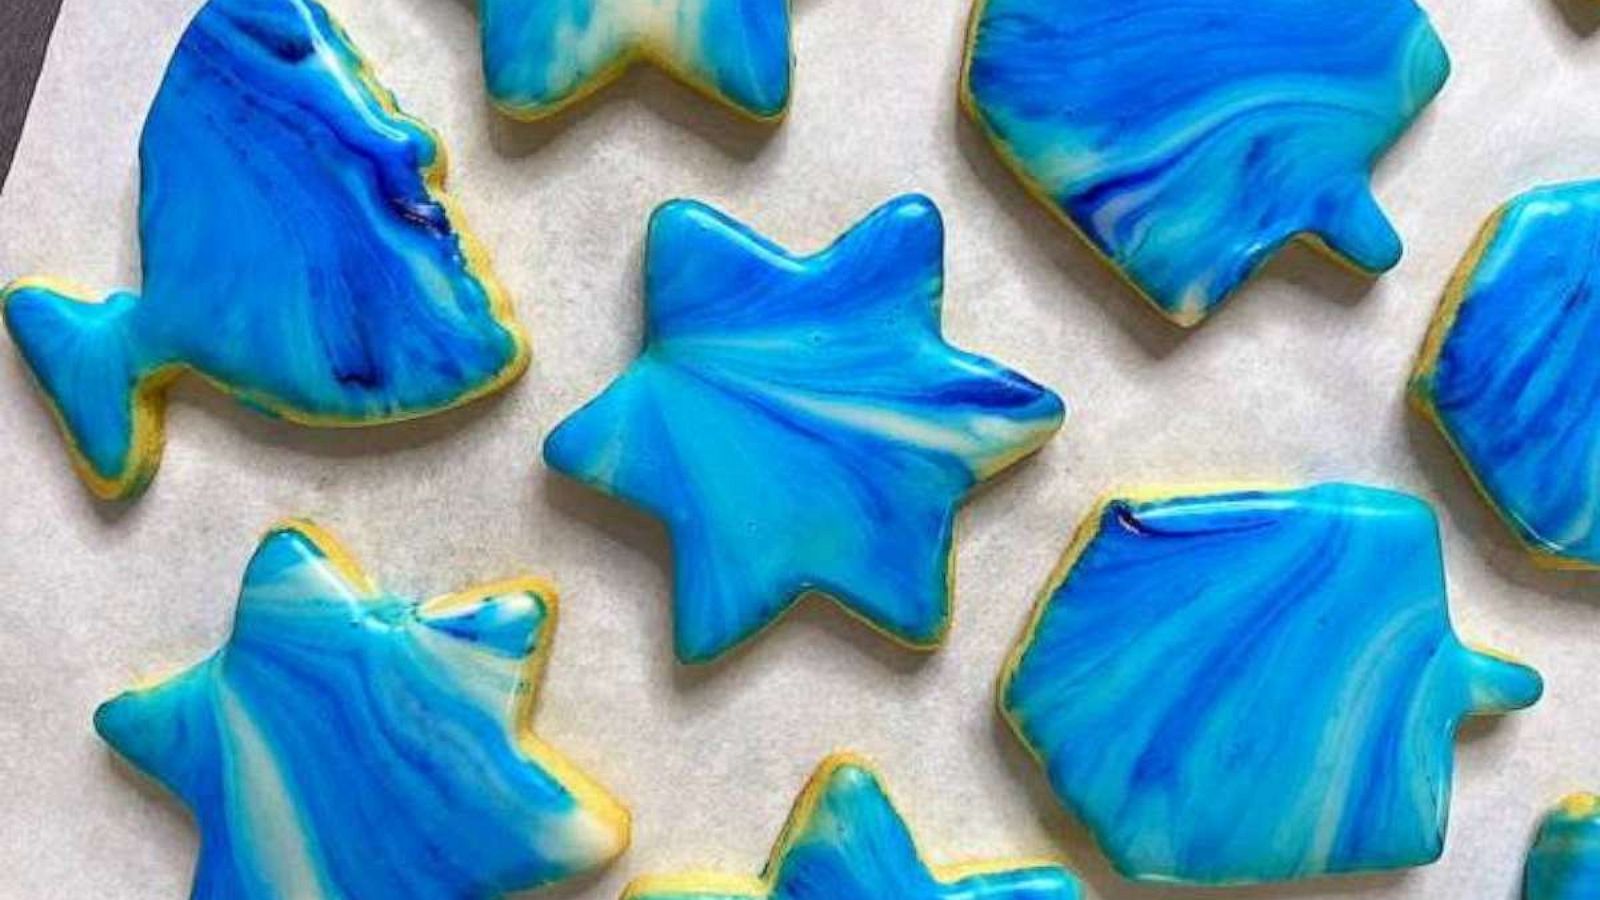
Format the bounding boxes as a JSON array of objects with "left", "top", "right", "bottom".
[
  {"left": 504, "top": 583, "right": 634, "bottom": 860},
  {"left": 621, "top": 752, "right": 1068, "bottom": 899},
  {"left": 1557, "top": 793, "right": 1600, "bottom": 818},
  {"left": 956, "top": 1, "right": 1392, "bottom": 329},
  {"left": 1462, "top": 641, "right": 1532, "bottom": 667},
  {"left": 487, "top": 3, "right": 796, "bottom": 125},
  {"left": 1406, "top": 205, "right": 1599, "bottom": 572}
]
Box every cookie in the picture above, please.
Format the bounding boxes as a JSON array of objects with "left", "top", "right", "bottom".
[
  {"left": 1525, "top": 794, "right": 1600, "bottom": 900},
  {"left": 961, "top": 0, "right": 1449, "bottom": 326},
  {"left": 480, "top": 0, "right": 793, "bottom": 121},
  {"left": 95, "top": 521, "right": 629, "bottom": 898},
  {"left": 623, "top": 753, "right": 1082, "bottom": 899},
  {"left": 1411, "top": 181, "right": 1600, "bottom": 570},
  {"left": 2, "top": 0, "right": 527, "bottom": 500},
  {"left": 1001, "top": 483, "right": 1542, "bottom": 884},
  {"left": 543, "top": 194, "right": 1065, "bottom": 663}
]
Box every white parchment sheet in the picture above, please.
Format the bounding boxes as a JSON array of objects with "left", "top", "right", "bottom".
[{"left": 2, "top": 0, "right": 1598, "bottom": 897}]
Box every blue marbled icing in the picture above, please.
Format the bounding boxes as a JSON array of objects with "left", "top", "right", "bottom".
[
  {"left": 2, "top": 0, "right": 525, "bottom": 498},
  {"left": 543, "top": 195, "right": 1066, "bottom": 663},
  {"left": 1413, "top": 181, "right": 1600, "bottom": 569},
  {"left": 95, "top": 522, "right": 629, "bottom": 899},
  {"left": 963, "top": 0, "right": 1450, "bottom": 325},
  {"left": 1526, "top": 795, "right": 1600, "bottom": 900},
  {"left": 480, "top": 0, "right": 792, "bottom": 120},
  {"left": 1002, "top": 483, "right": 1543, "bottom": 885},
  {"left": 625, "top": 755, "right": 1082, "bottom": 900}
]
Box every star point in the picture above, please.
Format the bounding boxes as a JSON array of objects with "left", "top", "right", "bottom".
[
  {"left": 624, "top": 754, "right": 1082, "bottom": 900},
  {"left": 544, "top": 195, "right": 1065, "bottom": 663}
]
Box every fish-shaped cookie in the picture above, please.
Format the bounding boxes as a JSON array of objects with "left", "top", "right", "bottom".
[
  {"left": 96, "top": 520, "right": 630, "bottom": 898},
  {"left": 480, "top": 0, "right": 793, "bottom": 121},
  {"left": 3, "top": 0, "right": 527, "bottom": 500},
  {"left": 1002, "top": 483, "right": 1543, "bottom": 884},
  {"left": 1412, "top": 181, "right": 1600, "bottom": 570},
  {"left": 1525, "top": 794, "right": 1600, "bottom": 900},
  {"left": 624, "top": 754, "right": 1082, "bottom": 900},
  {"left": 961, "top": 0, "right": 1449, "bottom": 325},
  {"left": 543, "top": 195, "right": 1066, "bottom": 663}
]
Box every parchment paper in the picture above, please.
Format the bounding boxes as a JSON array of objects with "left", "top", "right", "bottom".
[{"left": 1, "top": 0, "right": 1597, "bottom": 897}]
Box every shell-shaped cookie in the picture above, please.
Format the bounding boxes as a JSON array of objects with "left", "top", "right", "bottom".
[
  {"left": 961, "top": 0, "right": 1449, "bottom": 325},
  {"left": 1412, "top": 181, "right": 1600, "bottom": 570},
  {"left": 1001, "top": 483, "right": 1542, "bottom": 885}
]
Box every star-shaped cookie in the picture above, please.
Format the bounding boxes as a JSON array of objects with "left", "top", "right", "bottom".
[
  {"left": 624, "top": 754, "right": 1082, "bottom": 899},
  {"left": 95, "top": 521, "right": 629, "bottom": 898},
  {"left": 480, "top": 0, "right": 793, "bottom": 120},
  {"left": 544, "top": 194, "right": 1066, "bottom": 663}
]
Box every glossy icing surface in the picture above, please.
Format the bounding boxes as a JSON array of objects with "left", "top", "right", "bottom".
[
  {"left": 625, "top": 754, "right": 1082, "bottom": 900},
  {"left": 1001, "top": 483, "right": 1543, "bottom": 885},
  {"left": 480, "top": 0, "right": 792, "bottom": 120},
  {"left": 2, "top": 0, "right": 526, "bottom": 499},
  {"left": 962, "top": 0, "right": 1450, "bottom": 325},
  {"left": 544, "top": 195, "right": 1065, "bottom": 663},
  {"left": 95, "top": 522, "right": 629, "bottom": 899},
  {"left": 1412, "top": 181, "right": 1600, "bottom": 569},
  {"left": 1525, "top": 794, "right": 1600, "bottom": 900}
]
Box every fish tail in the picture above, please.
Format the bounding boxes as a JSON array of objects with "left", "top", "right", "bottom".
[{"left": 2, "top": 280, "right": 164, "bottom": 499}]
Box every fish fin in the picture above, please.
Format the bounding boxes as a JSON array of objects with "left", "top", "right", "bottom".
[
  {"left": 1462, "top": 643, "right": 1544, "bottom": 715},
  {"left": 2, "top": 281, "right": 163, "bottom": 499},
  {"left": 1312, "top": 183, "right": 1404, "bottom": 274}
]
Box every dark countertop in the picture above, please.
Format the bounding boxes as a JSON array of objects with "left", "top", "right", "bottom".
[{"left": 1, "top": 0, "right": 65, "bottom": 192}]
